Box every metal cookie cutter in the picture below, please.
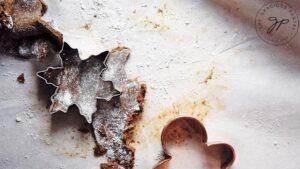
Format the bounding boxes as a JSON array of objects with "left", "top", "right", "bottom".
[
  {"left": 154, "top": 117, "right": 235, "bottom": 169},
  {"left": 37, "top": 42, "right": 120, "bottom": 123}
]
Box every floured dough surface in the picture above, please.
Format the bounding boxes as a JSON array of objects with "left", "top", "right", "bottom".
[{"left": 93, "top": 48, "right": 146, "bottom": 169}]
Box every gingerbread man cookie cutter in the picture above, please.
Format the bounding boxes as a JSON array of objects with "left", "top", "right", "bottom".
[{"left": 154, "top": 117, "right": 235, "bottom": 169}]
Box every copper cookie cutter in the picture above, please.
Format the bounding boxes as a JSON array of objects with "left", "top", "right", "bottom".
[{"left": 154, "top": 117, "right": 235, "bottom": 169}]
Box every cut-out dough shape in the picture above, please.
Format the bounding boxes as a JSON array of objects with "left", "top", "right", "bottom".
[
  {"left": 93, "top": 47, "right": 146, "bottom": 169},
  {"left": 0, "top": 0, "right": 63, "bottom": 58}
]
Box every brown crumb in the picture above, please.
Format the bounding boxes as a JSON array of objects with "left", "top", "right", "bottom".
[
  {"left": 100, "top": 162, "right": 119, "bottom": 169},
  {"left": 82, "top": 23, "right": 91, "bottom": 30},
  {"left": 157, "top": 8, "right": 163, "bottom": 14},
  {"left": 137, "top": 84, "right": 147, "bottom": 111},
  {"left": 203, "top": 69, "right": 213, "bottom": 84},
  {"left": 98, "top": 127, "right": 107, "bottom": 137},
  {"left": 94, "top": 144, "right": 107, "bottom": 157},
  {"left": 123, "top": 126, "right": 134, "bottom": 143},
  {"left": 201, "top": 100, "right": 208, "bottom": 106},
  {"left": 17, "top": 73, "right": 25, "bottom": 83}
]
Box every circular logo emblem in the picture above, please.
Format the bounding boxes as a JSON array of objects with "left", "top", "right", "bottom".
[{"left": 255, "top": 1, "right": 299, "bottom": 45}]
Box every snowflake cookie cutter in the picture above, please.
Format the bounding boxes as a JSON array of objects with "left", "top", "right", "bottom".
[
  {"left": 154, "top": 117, "right": 235, "bottom": 169},
  {"left": 37, "top": 42, "right": 120, "bottom": 123}
]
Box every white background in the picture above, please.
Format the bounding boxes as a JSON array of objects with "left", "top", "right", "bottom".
[{"left": 0, "top": 0, "right": 300, "bottom": 168}]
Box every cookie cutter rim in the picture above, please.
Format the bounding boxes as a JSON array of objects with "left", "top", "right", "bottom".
[
  {"left": 36, "top": 42, "right": 121, "bottom": 121},
  {"left": 154, "top": 116, "right": 236, "bottom": 169}
]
